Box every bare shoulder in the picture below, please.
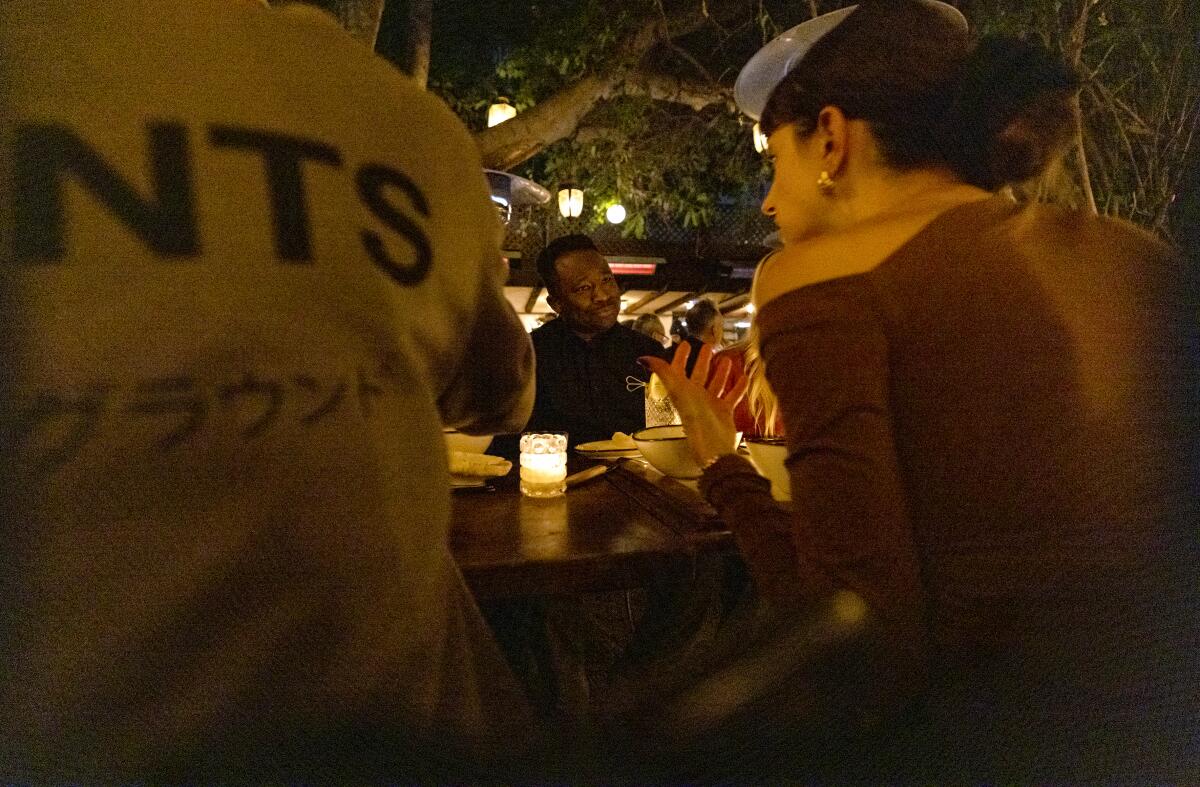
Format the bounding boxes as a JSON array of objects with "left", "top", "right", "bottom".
[
  {"left": 752, "top": 232, "right": 891, "bottom": 310},
  {"left": 753, "top": 244, "right": 824, "bottom": 310},
  {"left": 753, "top": 196, "right": 998, "bottom": 311}
]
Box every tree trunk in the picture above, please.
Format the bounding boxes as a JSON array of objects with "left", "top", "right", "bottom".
[
  {"left": 400, "top": 0, "right": 432, "bottom": 88},
  {"left": 276, "top": 0, "right": 385, "bottom": 49}
]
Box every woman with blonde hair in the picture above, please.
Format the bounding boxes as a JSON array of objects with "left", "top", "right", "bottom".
[
  {"left": 643, "top": 0, "right": 1198, "bottom": 779},
  {"left": 716, "top": 319, "right": 782, "bottom": 439}
]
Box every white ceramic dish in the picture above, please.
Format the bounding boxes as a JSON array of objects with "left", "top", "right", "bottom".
[
  {"left": 633, "top": 425, "right": 742, "bottom": 479},
  {"left": 443, "top": 429, "right": 493, "bottom": 455},
  {"left": 745, "top": 437, "right": 791, "bottom": 501},
  {"left": 634, "top": 425, "right": 701, "bottom": 478},
  {"left": 576, "top": 437, "right": 640, "bottom": 458}
]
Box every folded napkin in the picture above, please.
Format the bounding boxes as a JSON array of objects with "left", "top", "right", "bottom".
[
  {"left": 448, "top": 450, "right": 512, "bottom": 478},
  {"left": 577, "top": 432, "right": 639, "bottom": 453},
  {"left": 610, "top": 431, "right": 637, "bottom": 450}
]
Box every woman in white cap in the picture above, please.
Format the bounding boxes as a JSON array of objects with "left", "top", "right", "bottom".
[{"left": 643, "top": 0, "right": 1198, "bottom": 779}]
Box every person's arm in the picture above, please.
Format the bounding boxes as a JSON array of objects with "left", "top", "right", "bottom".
[
  {"left": 700, "top": 454, "right": 825, "bottom": 604},
  {"left": 647, "top": 286, "right": 924, "bottom": 639},
  {"left": 746, "top": 285, "right": 924, "bottom": 637},
  {"left": 437, "top": 254, "right": 534, "bottom": 435},
  {"left": 642, "top": 344, "right": 814, "bottom": 605}
]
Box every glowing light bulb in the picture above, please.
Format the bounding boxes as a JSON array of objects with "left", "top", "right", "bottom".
[
  {"left": 557, "top": 186, "right": 584, "bottom": 218},
  {"left": 487, "top": 98, "right": 517, "bottom": 128},
  {"left": 752, "top": 122, "right": 769, "bottom": 153}
]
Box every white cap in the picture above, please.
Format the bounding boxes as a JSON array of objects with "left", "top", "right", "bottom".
[{"left": 733, "top": 2, "right": 968, "bottom": 122}]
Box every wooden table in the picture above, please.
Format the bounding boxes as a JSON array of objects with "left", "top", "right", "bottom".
[{"left": 450, "top": 456, "right": 734, "bottom": 599}]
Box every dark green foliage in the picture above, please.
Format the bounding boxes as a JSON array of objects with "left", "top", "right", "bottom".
[{"left": 414, "top": 0, "right": 1198, "bottom": 239}]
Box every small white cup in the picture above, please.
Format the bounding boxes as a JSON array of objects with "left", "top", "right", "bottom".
[{"left": 745, "top": 437, "right": 791, "bottom": 501}]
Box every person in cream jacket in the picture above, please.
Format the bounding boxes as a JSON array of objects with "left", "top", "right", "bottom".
[{"left": 0, "top": 0, "right": 535, "bottom": 779}]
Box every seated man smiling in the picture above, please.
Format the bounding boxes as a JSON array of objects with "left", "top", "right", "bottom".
[{"left": 523, "top": 234, "right": 669, "bottom": 447}]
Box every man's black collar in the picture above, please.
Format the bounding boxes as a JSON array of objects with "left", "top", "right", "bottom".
[{"left": 541, "top": 316, "right": 624, "bottom": 345}]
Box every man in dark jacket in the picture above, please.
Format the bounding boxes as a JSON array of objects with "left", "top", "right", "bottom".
[{"left": 525, "top": 234, "right": 668, "bottom": 446}]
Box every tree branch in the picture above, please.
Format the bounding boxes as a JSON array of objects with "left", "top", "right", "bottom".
[
  {"left": 475, "top": 17, "right": 664, "bottom": 169},
  {"left": 613, "top": 69, "right": 735, "bottom": 111},
  {"left": 1066, "top": 0, "right": 1098, "bottom": 214},
  {"left": 662, "top": 38, "right": 720, "bottom": 85},
  {"left": 477, "top": 75, "right": 619, "bottom": 170},
  {"left": 474, "top": 0, "right": 750, "bottom": 170}
]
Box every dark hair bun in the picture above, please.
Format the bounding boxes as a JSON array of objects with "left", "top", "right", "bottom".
[
  {"left": 941, "top": 36, "right": 1079, "bottom": 189},
  {"left": 756, "top": 3, "right": 1078, "bottom": 191}
]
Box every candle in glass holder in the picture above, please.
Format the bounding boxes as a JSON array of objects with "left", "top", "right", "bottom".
[{"left": 519, "top": 432, "right": 568, "bottom": 498}]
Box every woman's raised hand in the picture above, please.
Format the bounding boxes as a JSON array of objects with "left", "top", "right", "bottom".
[{"left": 639, "top": 343, "right": 749, "bottom": 469}]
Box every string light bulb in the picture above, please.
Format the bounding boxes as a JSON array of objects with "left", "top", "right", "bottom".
[{"left": 487, "top": 97, "right": 517, "bottom": 128}]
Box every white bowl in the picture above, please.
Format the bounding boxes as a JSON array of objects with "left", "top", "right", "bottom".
[
  {"left": 443, "top": 429, "right": 493, "bottom": 455},
  {"left": 632, "top": 425, "right": 743, "bottom": 480},
  {"left": 633, "top": 425, "right": 702, "bottom": 478},
  {"left": 745, "top": 437, "right": 791, "bottom": 501}
]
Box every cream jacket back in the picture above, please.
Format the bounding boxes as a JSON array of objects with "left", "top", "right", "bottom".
[{"left": 0, "top": 0, "right": 534, "bottom": 778}]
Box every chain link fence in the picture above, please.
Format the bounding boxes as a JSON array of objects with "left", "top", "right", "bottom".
[{"left": 502, "top": 201, "right": 776, "bottom": 266}]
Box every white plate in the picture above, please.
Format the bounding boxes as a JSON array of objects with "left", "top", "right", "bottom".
[{"left": 575, "top": 439, "right": 639, "bottom": 457}]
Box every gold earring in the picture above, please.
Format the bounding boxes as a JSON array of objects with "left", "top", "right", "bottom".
[{"left": 816, "top": 171, "right": 835, "bottom": 195}]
